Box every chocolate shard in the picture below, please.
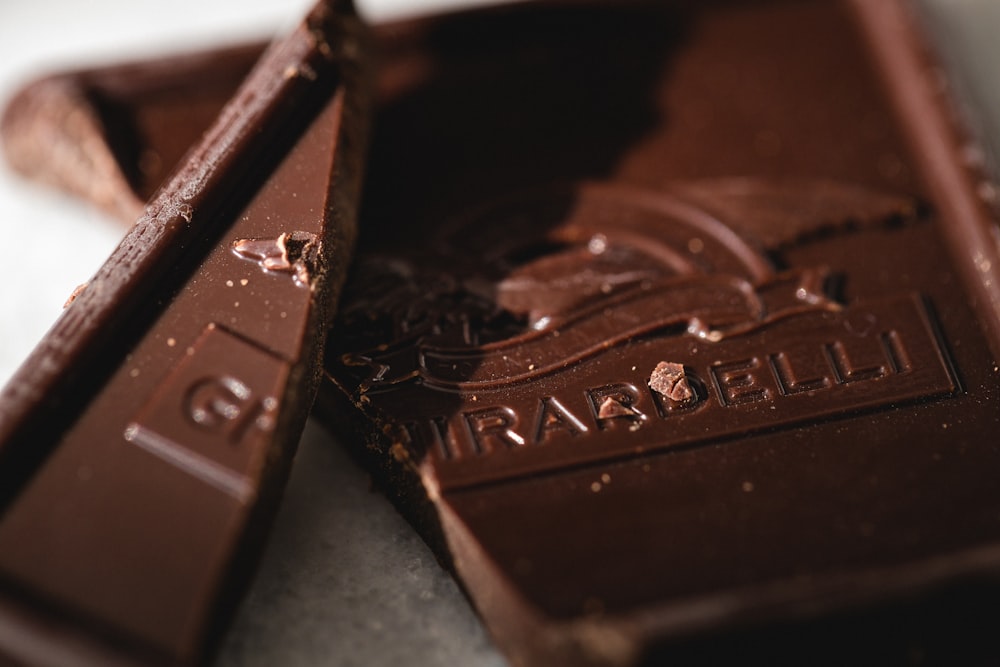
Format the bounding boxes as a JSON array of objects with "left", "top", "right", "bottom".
[
  {"left": 0, "top": 1, "right": 368, "bottom": 665},
  {"left": 647, "top": 362, "right": 696, "bottom": 405},
  {"left": 6, "top": 0, "right": 1000, "bottom": 665}
]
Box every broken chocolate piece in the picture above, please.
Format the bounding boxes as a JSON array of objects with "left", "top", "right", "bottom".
[
  {"left": 0, "top": 1, "right": 368, "bottom": 665},
  {"left": 324, "top": 2, "right": 1000, "bottom": 664},
  {"left": 0, "top": 42, "right": 266, "bottom": 222}
]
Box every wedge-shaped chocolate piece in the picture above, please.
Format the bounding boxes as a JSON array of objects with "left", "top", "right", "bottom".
[
  {"left": 5, "top": 0, "right": 1000, "bottom": 664},
  {"left": 0, "top": 1, "right": 367, "bottom": 664}
]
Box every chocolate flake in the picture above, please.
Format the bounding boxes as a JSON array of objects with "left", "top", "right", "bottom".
[
  {"left": 598, "top": 396, "right": 635, "bottom": 419},
  {"left": 648, "top": 361, "right": 695, "bottom": 404},
  {"left": 62, "top": 282, "right": 88, "bottom": 308}
]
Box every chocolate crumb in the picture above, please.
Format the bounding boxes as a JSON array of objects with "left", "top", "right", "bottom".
[
  {"left": 598, "top": 396, "right": 634, "bottom": 419},
  {"left": 648, "top": 361, "right": 695, "bottom": 404},
  {"left": 63, "top": 282, "right": 88, "bottom": 308}
]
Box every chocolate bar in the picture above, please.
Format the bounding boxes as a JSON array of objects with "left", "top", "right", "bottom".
[
  {"left": 327, "top": 4, "right": 1000, "bottom": 663},
  {"left": 5, "top": 0, "right": 1000, "bottom": 665},
  {"left": 0, "top": 1, "right": 368, "bottom": 664}
]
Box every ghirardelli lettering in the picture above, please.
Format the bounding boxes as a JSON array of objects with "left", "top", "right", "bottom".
[{"left": 331, "top": 182, "right": 957, "bottom": 490}]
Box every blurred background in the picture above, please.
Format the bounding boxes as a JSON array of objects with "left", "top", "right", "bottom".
[{"left": 0, "top": 0, "right": 996, "bottom": 665}]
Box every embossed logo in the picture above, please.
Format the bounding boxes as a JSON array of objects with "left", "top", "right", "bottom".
[
  {"left": 330, "top": 181, "right": 957, "bottom": 489},
  {"left": 125, "top": 324, "right": 287, "bottom": 502}
]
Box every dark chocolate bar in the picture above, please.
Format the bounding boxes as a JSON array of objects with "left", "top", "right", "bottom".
[
  {"left": 5, "top": 0, "right": 1000, "bottom": 665},
  {"left": 333, "top": 1, "right": 1000, "bottom": 663},
  {"left": 0, "top": 1, "right": 368, "bottom": 664}
]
